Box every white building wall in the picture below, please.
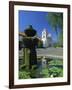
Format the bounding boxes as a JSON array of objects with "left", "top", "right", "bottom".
[
  {"left": 42, "top": 29, "right": 48, "bottom": 47},
  {"left": 42, "top": 29, "right": 52, "bottom": 48}
]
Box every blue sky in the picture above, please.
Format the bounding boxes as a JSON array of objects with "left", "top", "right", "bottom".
[{"left": 19, "top": 10, "right": 59, "bottom": 42}]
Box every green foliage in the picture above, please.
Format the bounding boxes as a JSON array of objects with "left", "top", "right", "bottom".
[
  {"left": 32, "top": 65, "right": 38, "bottom": 70},
  {"left": 20, "top": 64, "right": 30, "bottom": 71},
  {"left": 19, "top": 65, "right": 39, "bottom": 79},
  {"left": 46, "top": 12, "right": 63, "bottom": 46},
  {"left": 19, "top": 64, "right": 31, "bottom": 79},
  {"left": 30, "top": 69, "right": 38, "bottom": 78},
  {"left": 20, "top": 64, "right": 26, "bottom": 70},
  {"left": 19, "top": 57, "right": 63, "bottom": 79},
  {"left": 47, "top": 13, "right": 63, "bottom": 30},
  {"left": 48, "top": 59, "right": 63, "bottom": 77},
  {"left": 49, "top": 66, "right": 63, "bottom": 77},
  {"left": 19, "top": 71, "right": 31, "bottom": 79},
  {"left": 58, "top": 31, "right": 63, "bottom": 47},
  {"left": 30, "top": 65, "right": 39, "bottom": 78},
  {"left": 53, "top": 42, "right": 63, "bottom": 48},
  {"left": 53, "top": 43, "right": 58, "bottom": 48},
  {"left": 40, "top": 68, "right": 49, "bottom": 78},
  {"left": 48, "top": 59, "right": 63, "bottom": 65}
]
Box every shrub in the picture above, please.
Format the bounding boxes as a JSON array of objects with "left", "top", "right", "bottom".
[
  {"left": 49, "top": 66, "right": 63, "bottom": 77},
  {"left": 19, "top": 71, "right": 30, "bottom": 79}
]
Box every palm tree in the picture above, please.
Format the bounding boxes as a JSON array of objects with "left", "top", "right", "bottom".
[{"left": 46, "top": 12, "right": 63, "bottom": 46}]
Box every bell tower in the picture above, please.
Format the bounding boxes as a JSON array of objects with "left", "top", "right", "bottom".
[
  {"left": 42, "top": 28, "right": 47, "bottom": 40},
  {"left": 42, "top": 28, "right": 48, "bottom": 47}
]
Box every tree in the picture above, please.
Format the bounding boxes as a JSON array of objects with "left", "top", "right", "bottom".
[{"left": 47, "top": 13, "right": 63, "bottom": 46}]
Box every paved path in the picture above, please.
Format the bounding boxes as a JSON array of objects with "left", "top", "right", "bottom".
[{"left": 36, "top": 47, "right": 63, "bottom": 59}]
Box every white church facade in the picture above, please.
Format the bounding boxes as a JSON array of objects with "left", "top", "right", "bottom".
[{"left": 42, "top": 28, "right": 52, "bottom": 48}]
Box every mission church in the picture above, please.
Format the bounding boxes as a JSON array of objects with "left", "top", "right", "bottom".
[
  {"left": 41, "top": 28, "right": 52, "bottom": 48},
  {"left": 19, "top": 28, "right": 53, "bottom": 49}
]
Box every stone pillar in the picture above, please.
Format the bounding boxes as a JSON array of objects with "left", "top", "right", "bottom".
[{"left": 23, "top": 48, "right": 30, "bottom": 69}]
